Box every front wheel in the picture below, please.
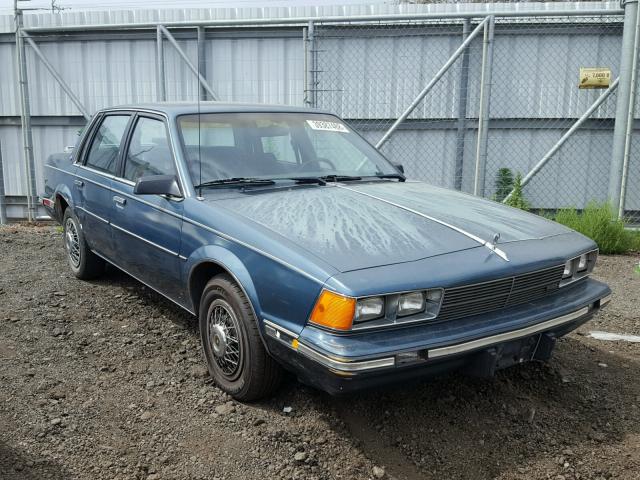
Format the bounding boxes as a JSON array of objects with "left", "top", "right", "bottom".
[
  {"left": 62, "top": 209, "right": 104, "bottom": 280},
  {"left": 199, "top": 274, "right": 283, "bottom": 401}
]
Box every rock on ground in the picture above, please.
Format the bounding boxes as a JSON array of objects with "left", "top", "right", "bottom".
[{"left": 1, "top": 225, "right": 639, "bottom": 480}]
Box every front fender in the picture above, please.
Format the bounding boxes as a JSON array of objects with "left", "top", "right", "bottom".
[
  {"left": 184, "top": 244, "right": 261, "bottom": 320},
  {"left": 182, "top": 241, "right": 324, "bottom": 341}
]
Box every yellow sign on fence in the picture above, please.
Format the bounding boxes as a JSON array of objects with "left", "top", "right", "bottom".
[{"left": 579, "top": 67, "right": 611, "bottom": 89}]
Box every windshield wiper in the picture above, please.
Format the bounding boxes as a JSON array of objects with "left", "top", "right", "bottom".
[
  {"left": 290, "top": 177, "right": 327, "bottom": 186},
  {"left": 372, "top": 173, "right": 406, "bottom": 182},
  {"left": 280, "top": 175, "right": 362, "bottom": 186},
  {"left": 195, "top": 177, "right": 276, "bottom": 189},
  {"left": 321, "top": 175, "right": 362, "bottom": 182}
]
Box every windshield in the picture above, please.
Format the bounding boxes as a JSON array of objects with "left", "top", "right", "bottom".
[{"left": 177, "top": 112, "right": 397, "bottom": 185}]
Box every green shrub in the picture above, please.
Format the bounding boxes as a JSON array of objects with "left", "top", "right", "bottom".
[
  {"left": 504, "top": 173, "right": 530, "bottom": 211},
  {"left": 554, "top": 202, "right": 637, "bottom": 254},
  {"left": 494, "top": 167, "right": 514, "bottom": 202},
  {"left": 629, "top": 230, "right": 640, "bottom": 252}
]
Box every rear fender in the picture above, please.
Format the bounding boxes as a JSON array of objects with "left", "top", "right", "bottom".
[{"left": 51, "top": 184, "right": 75, "bottom": 222}]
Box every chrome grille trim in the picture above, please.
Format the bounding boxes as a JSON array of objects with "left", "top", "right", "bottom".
[{"left": 439, "top": 265, "right": 565, "bottom": 321}]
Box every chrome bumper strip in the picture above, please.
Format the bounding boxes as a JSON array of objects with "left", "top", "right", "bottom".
[
  {"left": 264, "top": 319, "right": 299, "bottom": 339},
  {"left": 267, "top": 295, "right": 608, "bottom": 373},
  {"left": 296, "top": 343, "right": 396, "bottom": 372},
  {"left": 427, "top": 306, "right": 590, "bottom": 359}
]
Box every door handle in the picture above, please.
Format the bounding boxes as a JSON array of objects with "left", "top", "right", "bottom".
[
  {"left": 74, "top": 179, "right": 84, "bottom": 187},
  {"left": 113, "top": 196, "right": 126, "bottom": 207}
]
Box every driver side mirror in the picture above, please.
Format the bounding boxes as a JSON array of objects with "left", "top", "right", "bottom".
[
  {"left": 134, "top": 175, "right": 182, "bottom": 198},
  {"left": 393, "top": 163, "right": 404, "bottom": 174}
]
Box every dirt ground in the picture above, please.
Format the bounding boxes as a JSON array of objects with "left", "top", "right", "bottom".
[{"left": 1, "top": 225, "right": 639, "bottom": 480}]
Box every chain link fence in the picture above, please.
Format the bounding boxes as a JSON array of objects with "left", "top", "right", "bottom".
[
  {"left": 3, "top": 6, "right": 639, "bottom": 225},
  {"left": 313, "top": 14, "right": 640, "bottom": 224}
]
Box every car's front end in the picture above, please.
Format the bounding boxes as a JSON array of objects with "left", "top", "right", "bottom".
[{"left": 261, "top": 230, "right": 610, "bottom": 394}]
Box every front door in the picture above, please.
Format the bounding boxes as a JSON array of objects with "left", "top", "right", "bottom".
[
  {"left": 110, "top": 114, "right": 184, "bottom": 300},
  {"left": 75, "top": 114, "right": 132, "bottom": 260}
]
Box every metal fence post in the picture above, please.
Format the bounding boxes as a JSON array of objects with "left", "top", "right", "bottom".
[
  {"left": 156, "top": 25, "right": 166, "bottom": 101},
  {"left": 15, "top": 6, "right": 37, "bottom": 222},
  {"left": 619, "top": 0, "right": 640, "bottom": 218},
  {"left": 473, "top": 15, "right": 495, "bottom": 197},
  {"left": 454, "top": 19, "right": 471, "bottom": 191},
  {"left": 197, "top": 26, "right": 207, "bottom": 101},
  {"left": 158, "top": 25, "right": 220, "bottom": 101},
  {"left": 0, "top": 140, "right": 6, "bottom": 225},
  {"left": 305, "top": 20, "right": 316, "bottom": 107},
  {"left": 609, "top": 0, "right": 638, "bottom": 216}
]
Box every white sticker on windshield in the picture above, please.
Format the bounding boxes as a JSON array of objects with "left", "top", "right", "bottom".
[{"left": 306, "top": 120, "right": 349, "bottom": 133}]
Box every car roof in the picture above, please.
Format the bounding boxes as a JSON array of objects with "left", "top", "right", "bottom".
[{"left": 99, "top": 101, "right": 334, "bottom": 117}]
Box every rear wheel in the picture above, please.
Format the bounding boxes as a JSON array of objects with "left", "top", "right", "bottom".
[
  {"left": 62, "top": 209, "right": 104, "bottom": 280},
  {"left": 199, "top": 274, "right": 283, "bottom": 401}
]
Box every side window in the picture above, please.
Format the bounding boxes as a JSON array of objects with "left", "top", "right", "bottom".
[
  {"left": 123, "top": 117, "right": 177, "bottom": 183},
  {"left": 85, "top": 115, "right": 130, "bottom": 174}
]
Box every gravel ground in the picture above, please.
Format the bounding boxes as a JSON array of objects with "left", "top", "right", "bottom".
[{"left": 1, "top": 225, "right": 639, "bottom": 480}]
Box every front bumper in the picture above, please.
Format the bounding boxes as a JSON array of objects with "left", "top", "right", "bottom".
[{"left": 264, "top": 278, "right": 611, "bottom": 394}]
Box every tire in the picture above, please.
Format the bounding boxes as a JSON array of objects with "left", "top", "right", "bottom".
[
  {"left": 62, "top": 208, "right": 105, "bottom": 280},
  {"left": 199, "top": 274, "right": 283, "bottom": 401}
]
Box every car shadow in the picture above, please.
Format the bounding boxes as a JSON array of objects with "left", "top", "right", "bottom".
[
  {"left": 91, "top": 264, "right": 196, "bottom": 331},
  {"left": 323, "top": 337, "right": 639, "bottom": 480},
  {"left": 0, "top": 442, "right": 70, "bottom": 480}
]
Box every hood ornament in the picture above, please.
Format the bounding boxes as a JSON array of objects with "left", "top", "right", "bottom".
[{"left": 486, "top": 232, "right": 508, "bottom": 261}]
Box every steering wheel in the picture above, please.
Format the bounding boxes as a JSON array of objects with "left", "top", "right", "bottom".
[{"left": 296, "top": 157, "right": 337, "bottom": 172}]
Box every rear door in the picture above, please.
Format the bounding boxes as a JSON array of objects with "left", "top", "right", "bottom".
[
  {"left": 110, "top": 113, "right": 184, "bottom": 299},
  {"left": 75, "top": 113, "right": 132, "bottom": 259}
]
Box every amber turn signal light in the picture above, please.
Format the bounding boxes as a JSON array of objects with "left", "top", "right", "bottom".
[{"left": 309, "top": 289, "right": 356, "bottom": 331}]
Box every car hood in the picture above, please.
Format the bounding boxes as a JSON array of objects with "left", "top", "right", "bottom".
[{"left": 210, "top": 181, "right": 571, "bottom": 273}]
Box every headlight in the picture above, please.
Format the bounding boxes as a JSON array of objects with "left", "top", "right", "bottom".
[
  {"left": 577, "top": 253, "right": 588, "bottom": 272},
  {"left": 398, "top": 289, "right": 443, "bottom": 318},
  {"left": 562, "top": 260, "right": 573, "bottom": 279},
  {"left": 355, "top": 297, "right": 385, "bottom": 323},
  {"left": 561, "top": 250, "right": 597, "bottom": 286},
  {"left": 309, "top": 288, "right": 443, "bottom": 332},
  {"left": 397, "top": 292, "right": 425, "bottom": 317}
]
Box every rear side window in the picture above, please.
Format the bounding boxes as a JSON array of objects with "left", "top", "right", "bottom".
[
  {"left": 85, "top": 115, "right": 130, "bottom": 174},
  {"left": 123, "top": 117, "right": 177, "bottom": 182}
]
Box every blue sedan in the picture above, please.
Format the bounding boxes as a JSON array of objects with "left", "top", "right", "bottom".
[{"left": 42, "top": 103, "right": 611, "bottom": 400}]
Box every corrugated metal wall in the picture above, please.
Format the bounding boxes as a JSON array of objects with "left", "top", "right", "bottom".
[{"left": 0, "top": 1, "right": 634, "bottom": 218}]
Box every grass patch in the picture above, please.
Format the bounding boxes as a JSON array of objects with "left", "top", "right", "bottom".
[{"left": 554, "top": 202, "right": 639, "bottom": 254}]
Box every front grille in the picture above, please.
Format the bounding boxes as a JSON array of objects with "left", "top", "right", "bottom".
[{"left": 438, "top": 265, "right": 565, "bottom": 321}]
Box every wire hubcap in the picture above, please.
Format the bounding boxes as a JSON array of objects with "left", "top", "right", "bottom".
[
  {"left": 208, "top": 300, "right": 242, "bottom": 379},
  {"left": 65, "top": 218, "right": 81, "bottom": 268}
]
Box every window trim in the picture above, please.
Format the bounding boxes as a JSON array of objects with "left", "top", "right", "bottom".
[
  {"left": 74, "top": 113, "right": 103, "bottom": 165},
  {"left": 81, "top": 112, "right": 134, "bottom": 175},
  {"left": 118, "top": 112, "right": 185, "bottom": 198}
]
